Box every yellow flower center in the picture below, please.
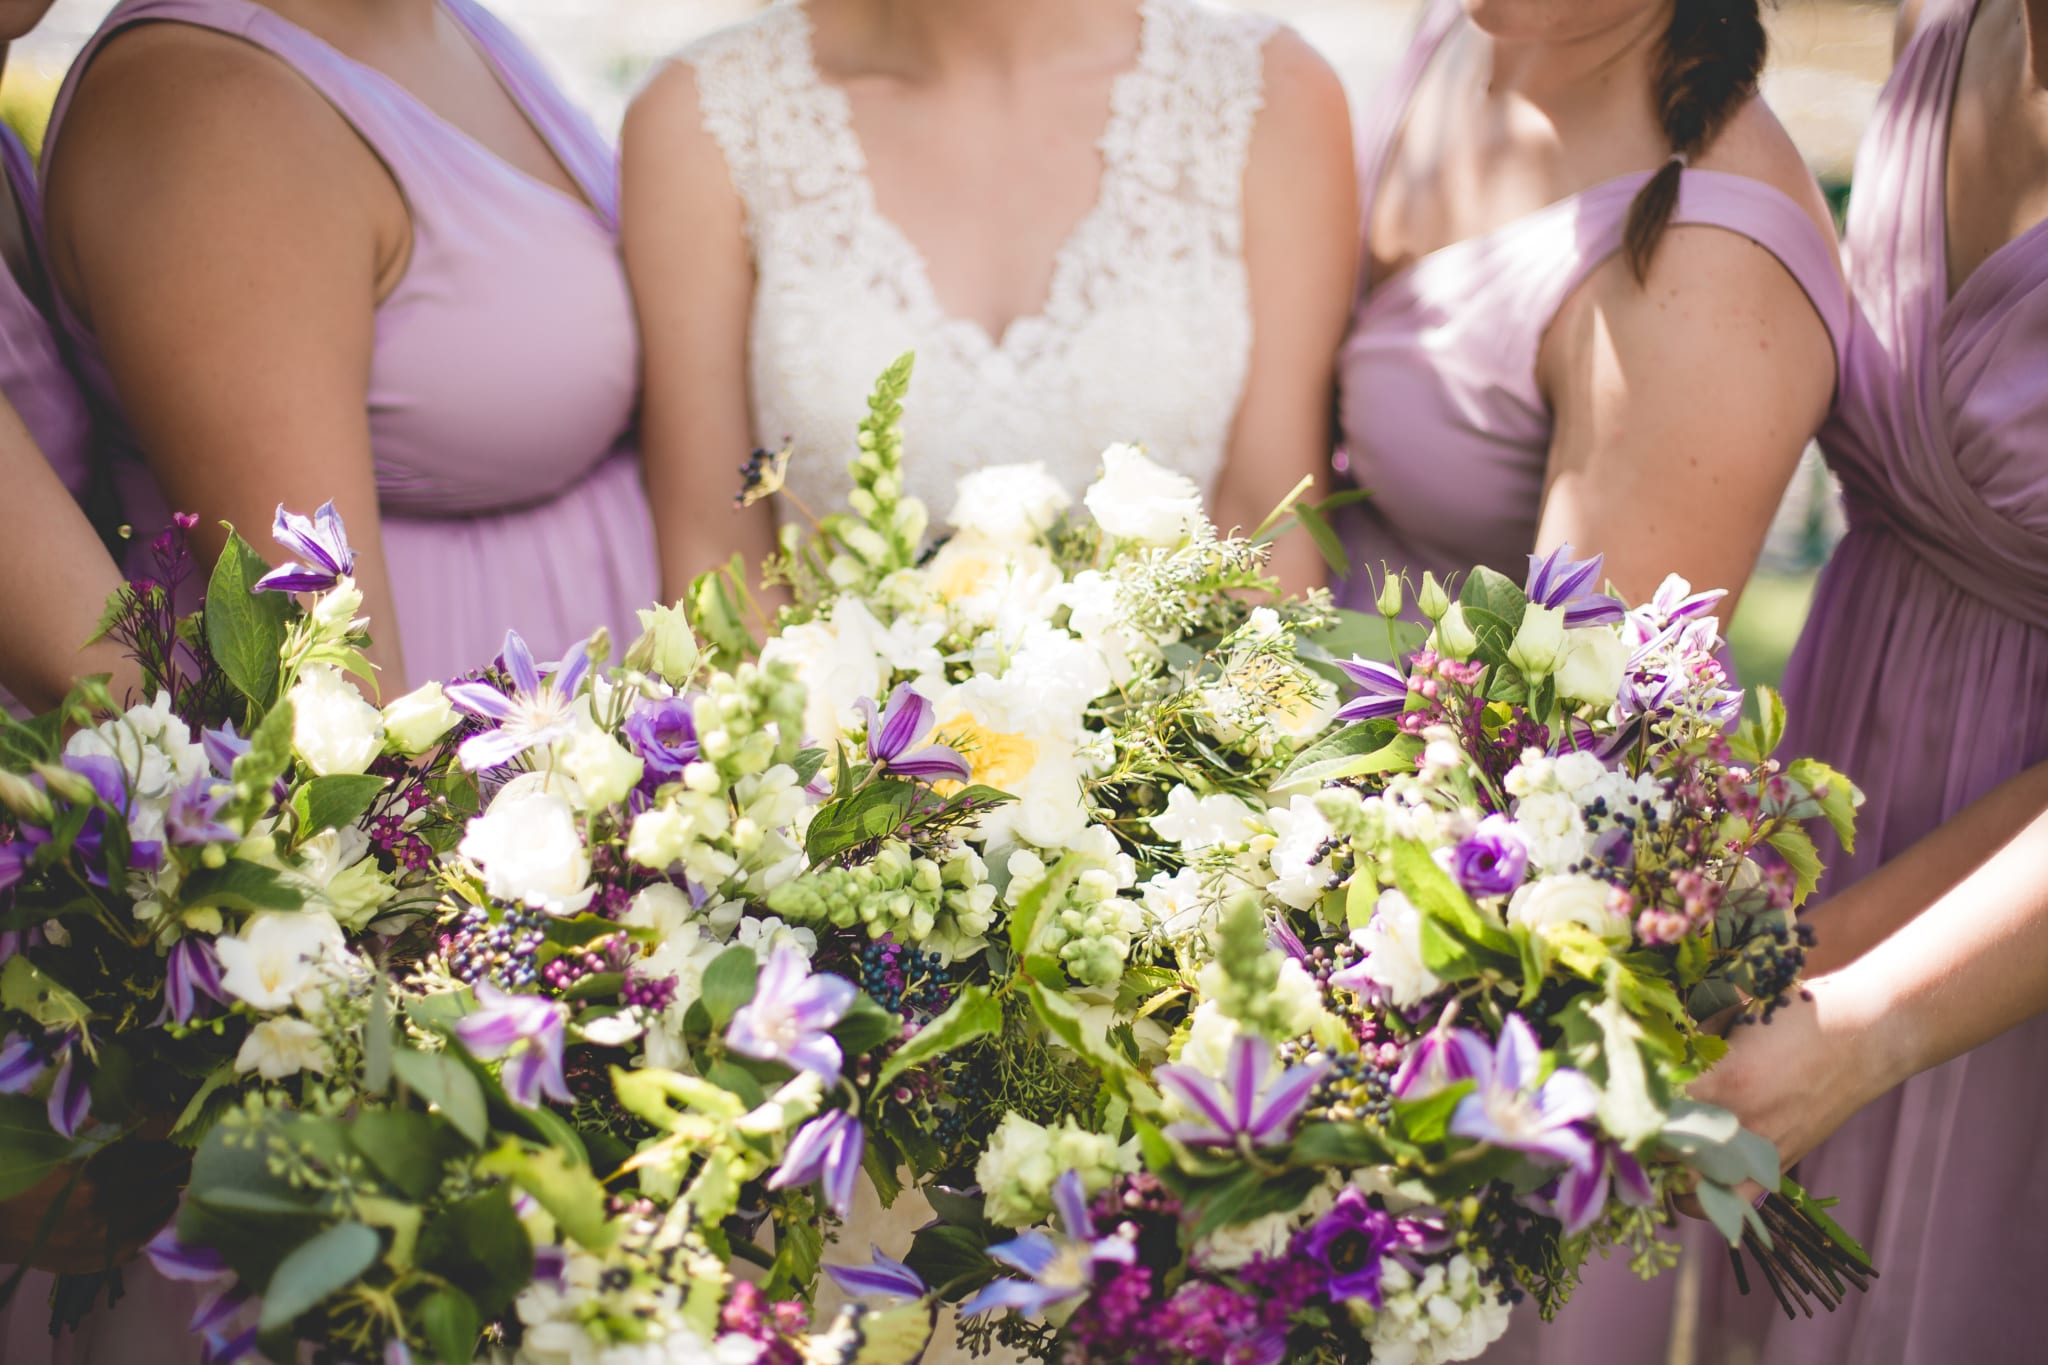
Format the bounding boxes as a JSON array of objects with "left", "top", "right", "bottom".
[{"left": 936, "top": 712, "right": 1039, "bottom": 792}]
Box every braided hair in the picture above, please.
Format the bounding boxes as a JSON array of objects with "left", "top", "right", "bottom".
[{"left": 1622, "top": 1, "right": 1769, "bottom": 281}]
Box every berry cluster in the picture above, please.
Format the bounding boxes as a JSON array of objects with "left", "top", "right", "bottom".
[
  {"left": 542, "top": 935, "right": 625, "bottom": 993},
  {"left": 855, "top": 937, "right": 953, "bottom": 1017},
  {"left": 365, "top": 758, "right": 438, "bottom": 872},
  {"left": 438, "top": 903, "right": 545, "bottom": 989}
]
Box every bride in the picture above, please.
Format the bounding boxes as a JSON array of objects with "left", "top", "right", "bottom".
[{"left": 620, "top": 0, "right": 1358, "bottom": 601}]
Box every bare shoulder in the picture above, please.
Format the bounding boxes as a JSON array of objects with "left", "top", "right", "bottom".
[
  {"left": 620, "top": 58, "right": 744, "bottom": 228},
  {"left": 1251, "top": 27, "right": 1352, "bottom": 159},
  {"left": 1695, "top": 95, "right": 1841, "bottom": 254}
]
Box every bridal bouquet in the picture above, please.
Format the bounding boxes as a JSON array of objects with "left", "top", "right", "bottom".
[{"left": 939, "top": 555, "right": 1874, "bottom": 1364}]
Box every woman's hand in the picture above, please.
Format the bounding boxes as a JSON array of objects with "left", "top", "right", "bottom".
[{"left": 1688, "top": 975, "right": 1896, "bottom": 1173}]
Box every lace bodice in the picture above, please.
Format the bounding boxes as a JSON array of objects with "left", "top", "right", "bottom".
[{"left": 684, "top": 0, "right": 1277, "bottom": 527}]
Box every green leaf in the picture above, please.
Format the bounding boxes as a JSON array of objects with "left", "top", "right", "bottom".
[
  {"left": 1695, "top": 1179, "right": 1759, "bottom": 1248},
  {"left": 1024, "top": 980, "right": 1151, "bottom": 1109},
  {"left": 348, "top": 1109, "right": 467, "bottom": 1201},
  {"left": 1391, "top": 1081, "right": 1473, "bottom": 1146},
  {"left": 766, "top": 1204, "right": 825, "bottom": 1300},
  {"left": 1587, "top": 986, "right": 1663, "bottom": 1146},
  {"left": 1766, "top": 825, "right": 1825, "bottom": 907},
  {"left": 391, "top": 1047, "right": 488, "bottom": 1148},
  {"left": 259, "top": 1220, "right": 380, "bottom": 1333},
  {"left": 699, "top": 946, "right": 760, "bottom": 1030},
  {"left": 832, "top": 993, "right": 903, "bottom": 1060},
  {"left": 205, "top": 530, "right": 295, "bottom": 710},
  {"left": 417, "top": 1287, "right": 482, "bottom": 1365},
  {"left": 1391, "top": 839, "right": 1517, "bottom": 969},
  {"left": 1273, "top": 725, "right": 1421, "bottom": 794},
  {"left": 178, "top": 861, "right": 306, "bottom": 913},
  {"left": 417, "top": 1187, "right": 532, "bottom": 1320},
  {"left": 875, "top": 986, "right": 1001, "bottom": 1089},
  {"left": 904, "top": 1222, "right": 992, "bottom": 1302},
  {"left": 1457, "top": 566, "right": 1529, "bottom": 665},
  {"left": 704, "top": 1059, "right": 767, "bottom": 1111},
  {"left": 792, "top": 747, "right": 828, "bottom": 787},
  {"left": 804, "top": 781, "right": 920, "bottom": 865},
  {"left": 1293, "top": 501, "right": 1350, "bottom": 579},
  {"left": 0, "top": 1095, "right": 76, "bottom": 1201},
  {"left": 477, "top": 1142, "right": 617, "bottom": 1251},
  {"left": 1291, "top": 1121, "right": 1398, "bottom": 1168},
  {"left": 1735, "top": 685, "right": 1788, "bottom": 764},
  {"left": 1185, "top": 1165, "right": 1320, "bottom": 1242},
  {"left": 292, "top": 773, "right": 388, "bottom": 837},
  {"left": 1785, "top": 757, "right": 1860, "bottom": 855},
  {"left": 169, "top": 1063, "right": 239, "bottom": 1145},
  {"left": 0, "top": 957, "right": 91, "bottom": 1032}
]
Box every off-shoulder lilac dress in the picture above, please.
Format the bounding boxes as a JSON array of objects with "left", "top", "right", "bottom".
[
  {"left": 1695, "top": 1, "right": 2048, "bottom": 1359},
  {"left": 42, "top": 0, "right": 658, "bottom": 687},
  {"left": 1334, "top": 0, "right": 1848, "bottom": 612},
  {"left": 1334, "top": 3, "right": 1847, "bottom": 1359}
]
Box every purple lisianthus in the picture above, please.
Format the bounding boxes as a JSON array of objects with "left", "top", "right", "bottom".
[
  {"left": 962, "top": 1170, "right": 1136, "bottom": 1319},
  {"left": 1525, "top": 545, "right": 1626, "bottom": 628},
  {"left": 165, "top": 777, "right": 237, "bottom": 847},
  {"left": 445, "top": 631, "right": 591, "bottom": 773},
  {"left": 454, "top": 981, "right": 570, "bottom": 1108},
  {"left": 622, "top": 695, "right": 700, "bottom": 778},
  {"left": 1155, "top": 1034, "right": 1327, "bottom": 1150},
  {"left": 856, "top": 684, "right": 970, "bottom": 783},
  {"left": 726, "top": 946, "right": 856, "bottom": 1084},
  {"left": 1334, "top": 657, "right": 1411, "bottom": 724},
  {"left": 253, "top": 501, "right": 355, "bottom": 595},
  {"left": 1445, "top": 814, "right": 1529, "bottom": 898},
  {"left": 1447, "top": 1015, "right": 1598, "bottom": 1171},
  {"left": 50, "top": 752, "right": 163, "bottom": 885},
  {"left": 767, "top": 1108, "right": 864, "bottom": 1218},
  {"left": 164, "top": 937, "right": 229, "bottom": 1025},
  {"left": 1297, "top": 1187, "right": 1401, "bottom": 1306},
  {"left": 826, "top": 1244, "right": 927, "bottom": 1301}
]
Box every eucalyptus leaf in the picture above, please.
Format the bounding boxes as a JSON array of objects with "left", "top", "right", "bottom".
[{"left": 258, "top": 1221, "right": 381, "bottom": 1333}]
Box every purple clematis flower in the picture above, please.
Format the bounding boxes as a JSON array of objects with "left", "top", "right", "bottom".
[
  {"left": 1639, "top": 576, "right": 1726, "bottom": 629},
  {"left": 961, "top": 1170, "right": 1135, "bottom": 1319},
  {"left": 166, "top": 778, "right": 238, "bottom": 847},
  {"left": 622, "top": 695, "right": 700, "bottom": 778},
  {"left": 47, "top": 1034, "right": 90, "bottom": 1138},
  {"left": 0, "top": 1032, "right": 44, "bottom": 1093},
  {"left": 201, "top": 1325, "right": 259, "bottom": 1365},
  {"left": 1552, "top": 1139, "right": 1656, "bottom": 1237},
  {"left": 827, "top": 1244, "right": 928, "bottom": 1301},
  {"left": 145, "top": 1222, "right": 229, "bottom": 1283},
  {"left": 1334, "top": 657, "right": 1411, "bottom": 724},
  {"left": 201, "top": 724, "right": 249, "bottom": 779},
  {"left": 1389, "top": 1023, "right": 1491, "bottom": 1100},
  {"left": 164, "top": 937, "right": 229, "bottom": 1025},
  {"left": 444, "top": 631, "right": 591, "bottom": 772},
  {"left": 726, "top": 946, "right": 857, "bottom": 1084},
  {"left": 1526, "top": 545, "right": 1626, "bottom": 628},
  {"left": 1447, "top": 1015, "right": 1599, "bottom": 1171},
  {"left": 1155, "top": 1034, "right": 1327, "bottom": 1150},
  {"left": 857, "top": 684, "right": 970, "bottom": 783},
  {"left": 767, "top": 1108, "right": 864, "bottom": 1218},
  {"left": 454, "top": 981, "right": 571, "bottom": 1108},
  {"left": 253, "top": 502, "right": 355, "bottom": 595},
  {"left": 1444, "top": 815, "right": 1529, "bottom": 898},
  {"left": 1296, "top": 1187, "right": 1401, "bottom": 1306}
]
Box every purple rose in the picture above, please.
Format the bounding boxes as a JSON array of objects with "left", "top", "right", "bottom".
[
  {"left": 1447, "top": 815, "right": 1528, "bottom": 898},
  {"left": 623, "top": 696, "right": 700, "bottom": 778},
  {"left": 1296, "top": 1188, "right": 1399, "bottom": 1306}
]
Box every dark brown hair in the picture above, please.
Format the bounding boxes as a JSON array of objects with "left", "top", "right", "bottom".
[{"left": 1623, "top": 1, "right": 1769, "bottom": 281}]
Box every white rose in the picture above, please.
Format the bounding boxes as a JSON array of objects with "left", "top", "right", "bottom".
[
  {"left": 290, "top": 664, "right": 386, "bottom": 776},
  {"left": 1508, "top": 874, "right": 1631, "bottom": 944},
  {"left": 290, "top": 827, "right": 394, "bottom": 932},
  {"left": 629, "top": 601, "right": 700, "bottom": 684},
  {"left": 1353, "top": 890, "right": 1442, "bottom": 1008},
  {"left": 235, "top": 1015, "right": 332, "bottom": 1080},
  {"left": 460, "top": 780, "right": 594, "bottom": 916},
  {"left": 215, "top": 910, "right": 348, "bottom": 1011},
  {"left": 1507, "top": 603, "right": 1568, "bottom": 679},
  {"left": 1554, "top": 627, "right": 1630, "bottom": 708},
  {"left": 382, "top": 682, "right": 460, "bottom": 757},
  {"left": 950, "top": 462, "right": 1072, "bottom": 544},
  {"left": 557, "top": 722, "right": 644, "bottom": 812},
  {"left": 1082, "top": 443, "right": 1206, "bottom": 546},
  {"left": 757, "top": 597, "right": 893, "bottom": 746}
]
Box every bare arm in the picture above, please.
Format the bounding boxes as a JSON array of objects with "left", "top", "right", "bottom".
[
  {"left": 45, "top": 30, "right": 410, "bottom": 689},
  {"left": 621, "top": 61, "right": 777, "bottom": 603},
  {"left": 1536, "top": 225, "right": 1835, "bottom": 610},
  {"left": 0, "top": 397, "right": 135, "bottom": 710},
  {"left": 1211, "top": 31, "right": 1357, "bottom": 597},
  {"left": 1693, "top": 761, "right": 2048, "bottom": 1168}
]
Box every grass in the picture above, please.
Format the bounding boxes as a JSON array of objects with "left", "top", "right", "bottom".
[{"left": 1727, "top": 570, "right": 1819, "bottom": 704}]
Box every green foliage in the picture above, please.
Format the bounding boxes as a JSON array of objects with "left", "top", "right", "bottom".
[
  {"left": 260, "top": 1221, "right": 380, "bottom": 1333},
  {"left": 875, "top": 985, "right": 1001, "bottom": 1089},
  {"left": 205, "top": 530, "right": 295, "bottom": 711}
]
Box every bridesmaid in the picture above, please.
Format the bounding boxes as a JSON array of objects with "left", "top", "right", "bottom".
[
  {"left": 1690, "top": 0, "right": 2048, "bottom": 1357},
  {"left": 1334, "top": 1, "right": 1846, "bottom": 1359},
  {"left": 39, "top": 0, "right": 658, "bottom": 691}
]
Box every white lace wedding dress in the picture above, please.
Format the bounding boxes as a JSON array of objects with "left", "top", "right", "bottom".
[
  {"left": 683, "top": 0, "right": 1279, "bottom": 525},
  {"left": 680, "top": 2, "right": 1280, "bottom": 1358}
]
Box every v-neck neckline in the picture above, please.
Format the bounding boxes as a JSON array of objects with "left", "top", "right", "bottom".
[
  {"left": 1930, "top": 0, "right": 2048, "bottom": 324},
  {"left": 791, "top": 0, "right": 1158, "bottom": 359}
]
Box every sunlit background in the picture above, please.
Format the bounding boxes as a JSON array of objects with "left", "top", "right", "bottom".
[{"left": 5, "top": 0, "right": 1902, "bottom": 693}]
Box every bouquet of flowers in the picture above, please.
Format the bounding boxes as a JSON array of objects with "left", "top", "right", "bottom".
[
  {"left": 938, "top": 553, "right": 1874, "bottom": 1364},
  {"left": 0, "top": 507, "right": 471, "bottom": 1330}
]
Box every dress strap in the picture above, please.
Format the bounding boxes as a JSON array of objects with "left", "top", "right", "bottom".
[{"left": 1353, "top": 0, "right": 1462, "bottom": 287}]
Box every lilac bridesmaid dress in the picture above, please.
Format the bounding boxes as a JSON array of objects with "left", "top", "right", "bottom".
[
  {"left": 1334, "top": 4, "right": 1848, "bottom": 1360},
  {"left": 1334, "top": 0, "right": 1848, "bottom": 613},
  {"left": 42, "top": 0, "right": 658, "bottom": 686},
  {"left": 1695, "top": 2, "right": 2048, "bottom": 1360}
]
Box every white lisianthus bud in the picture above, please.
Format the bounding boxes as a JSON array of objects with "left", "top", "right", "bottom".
[
  {"left": 1375, "top": 573, "right": 1404, "bottom": 620},
  {"left": 1507, "top": 603, "right": 1568, "bottom": 679},
  {"left": 626, "top": 805, "right": 691, "bottom": 870},
  {"left": 0, "top": 769, "right": 51, "bottom": 822},
  {"left": 309, "top": 577, "right": 364, "bottom": 639},
  {"left": 626, "top": 601, "right": 701, "bottom": 683},
  {"left": 289, "top": 664, "right": 385, "bottom": 776},
  {"left": 381, "top": 682, "right": 459, "bottom": 756},
  {"left": 1417, "top": 571, "right": 1451, "bottom": 622},
  {"left": 1554, "top": 627, "right": 1631, "bottom": 708},
  {"left": 557, "top": 722, "right": 644, "bottom": 812},
  {"left": 1435, "top": 602, "right": 1479, "bottom": 661}
]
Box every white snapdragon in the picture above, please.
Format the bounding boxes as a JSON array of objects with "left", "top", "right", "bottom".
[
  {"left": 460, "top": 776, "right": 595, "bottom": 916},
  {"left": 1138, "top": 866, "right": 1218, "bottom": 941},
  {"left": 289, "top": 664, "right": 386, "bottom": 776},
  {"left": 289, "top": 827, "right": 394, "bottom": 932},
  {"left": 1349, "top": 890, "right": 1442, "bottom": 1008},
  {"left": 235, "top": 1016, "right": 333, "bottom": 1080},
  {"left": 950, "top": 462, "right": 1072, "bottom": 544},
  {"left": 1152, "top": 786, "right": 1258, "bottom": 853},
  {"left": 381, "top": 681, "right": 460, "bottom": 756},
  {"left": 1361, "top": 1255, "right": 1512, "bottom": 1365},
  {"left": 732, "top": 915, "right": 817, "bottom": 963},
  {"left": 64, "top": 690, "right": 208, "bottom": 841},
  {"left": 1083, "top": 444, "right": 1206, "bottom": 546},
  {"left": 1176, "top": 1000, "right": 1242, "bottom": 1079},
  {"left": 1266, "top": 795, "right": 1339, "bottom": 911},
  {"left": 975, "top": 1113, "right": 1133, "bottom": 1228},
  {"left": 215, "top": 910, "right": 349, "bottom": 1012}
]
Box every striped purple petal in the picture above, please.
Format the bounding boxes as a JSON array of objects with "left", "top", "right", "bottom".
[
  {"left": 1155, "top": 1066, "right": 1238, "bottom": 1146},
  {"left": 1247, "top": 1057, "right": 1329, "bottom": 1145},
  {"left": 1224, "top": 1033, "right": 1266, "bottom": 1133},
  {"left": 443, "top": 680, "right": 518, "bottom": 724},
  {"left": 189, "top": 1283, "right": 249, "bottom": 1335},
  {"left": 47, "top": 1049, "right": 89, "bottom": 1138},
  {"left": 502, "top": 632, "right": 542, "bottom": 698},
  {"left": 146, "top": 1222, "right": 228, "bottom": 1282},
  {"left": 166, "top": 937, "right": 228, "bottom": 1025},
  {"left": 985, "top": 1231, "right": 1058, "bottom": 1280},
  {"left": 826, "top": 1245, "right": 927, "bottom": 1300},
  {"left": 250, "top": 567, "right": 341, "bottom": 595},
  {"left": 0, "top": 842, "right": 25, "bottom": 894},
  {"left": 201, "top": 725, "right": 249, "bottom": 779},
  {"left": 959, "top": 1276, "right": 1065, "bottom": 1320},
  {"left": 868, "top": 684, "right": 934, "bottom": 764},
  {"left": 887, "top": 743, "right": 972, "bottom": 784},
  {"left": 454, "top": 727, "right": 531, "bottom": 774},
  {"left": 1494, "top": 1015, "right": 1541, "bottom": 1093},
  {"left": 1334, "top": 657, "right": 1410, "bottom": 724},
  {"left": 820, "top": 1115, "right": 863, "bottom": 1219},
  {"left": 1553, "top": 1158, "right": 1610, "bottom": 1236},
  {"left": 551, "top": 642, "right": 592, "bottom": 702},
  {"left": 0, "top": 1033, "right": 45, "bottom": 1093},
  {"left": 202, "top": 1325, "right": 259, "bottom": 1365}
]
